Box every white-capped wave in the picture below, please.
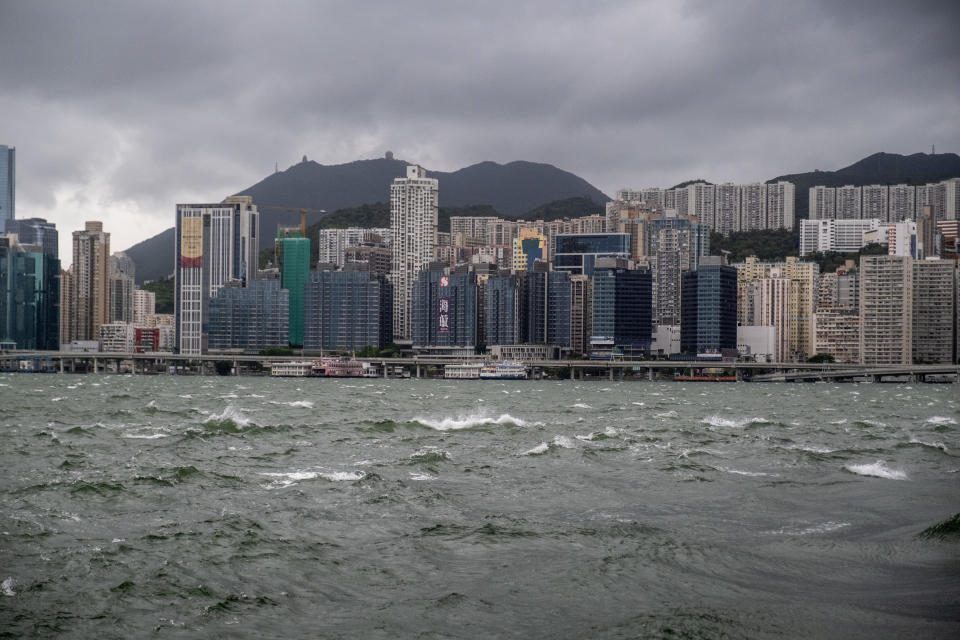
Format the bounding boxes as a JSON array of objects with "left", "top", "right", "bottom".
[
  {"left": 1, "top": 577, "right": 15, "bottom": 596},
  {"left": 926, "top": 416, "right": 957, "bottom": 425},
  {"left": 261, "top": 470, "right": 365, "bottom": 488},
  {"left": 845, "top": 461, "right": 907, "bottom": 480},
  {"left": 702, "top": 415, "right": 769, "bottom": 429},
  {"left": 576, "top": 426, "right": 618, "bottom": 442},
  {"left": 717, "top": 466, "right": 775, "bottom": 477},
  {"left": 656, "top": 410, "right": 678, "bottom": 419},
  {"left": 414, "top": 412, "right": 528, "bottom": 431},
  {"left": 522, "top": 442, "right": 550, "bottom": 456},
  {"left": 909, "top": 437, "right": 948, "bottom": 452},
  {"left": 409, "top": 472, "right": 436, "bottom": 481},
  {"left": 829, "top": 419, "right": 847, "bottom": 425},
  {"left": 123, "top": 432, "right": 169, "bottom": 439},
  {"left": 553, "top": 435, "right": 575, "bottom": 448},
  {"left": 51, "top": 397, "right": 64, "bottom": 402},
  {"left": 572, "top": 403, "right": 592, "bottom": 409},
  {"left": 287, "top": 400, "right": 314, "bottom": 408},
  {"left": 788, "top": 444, "right": 835, "bottom": 454},
  {"left": 206, "top": 405, "right": 252, "bottom": 427}
]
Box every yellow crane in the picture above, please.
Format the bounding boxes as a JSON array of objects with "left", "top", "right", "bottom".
[{"left": 259, "top": 204, "right": 328, "bottom": 238}]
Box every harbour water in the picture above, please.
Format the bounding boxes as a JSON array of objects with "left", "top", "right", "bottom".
[{"left": 1, "top": 375, "right": 958, "bottom": 638}]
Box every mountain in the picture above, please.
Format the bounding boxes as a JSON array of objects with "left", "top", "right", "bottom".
[
  {"left": 125, "top": 156, "right": 610, "bottom": 283},
  {"left": 767, "top": 152, "right": 960, "bottom": 222}
]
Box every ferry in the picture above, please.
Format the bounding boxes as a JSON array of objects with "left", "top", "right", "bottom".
[
  {"left": 479, "top": 361, "right": 528, "bottom": 380},
  {"left": 444, "top": 363, "right": 484, "bottom": 379}
]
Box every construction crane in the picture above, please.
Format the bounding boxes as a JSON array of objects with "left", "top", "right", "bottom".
[{"left": 259, "top": 204, "right": 328, "bottom": 238}]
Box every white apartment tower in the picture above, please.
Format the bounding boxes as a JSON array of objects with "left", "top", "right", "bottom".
[
  {"left": 861, "top": 185, "right": 889, "bottom": 222},
  {"left": 911, "top": 259, "right": 956, "bottom": 364},
  {"left": 808, "top": 186, "right": 836, "bottom": 220},
  {"left": 714, "top": 183, "right": 741, "bottom": 235},
  {"left": 835, "top": 186, "right": 862, "bottom": 220},
  {"left": 174, "top": 196, "right": 259, "bottom": 355},
  {"left": 739, "top": 183, "right": 767, "bottom": 232},
  {"left": 390, "top": 165, "right": 438, "bottom": 342},
  {"left": 766, "top": 181, "right": 795, "bottom": 230},
  {"left": 888, "top": 184, "right": 916, "bottom": 222},
  {"left": 859, "top": 255, "right": 912, "bottom": 365}
]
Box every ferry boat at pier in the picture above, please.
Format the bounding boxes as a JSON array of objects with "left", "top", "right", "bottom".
[{"left": 479, "top": 361, "right": 528, "bottom": 380}]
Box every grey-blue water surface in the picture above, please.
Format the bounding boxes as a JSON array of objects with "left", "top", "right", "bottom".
[{"left": 1, "top": 374, "right": 958, "bottom": 639}]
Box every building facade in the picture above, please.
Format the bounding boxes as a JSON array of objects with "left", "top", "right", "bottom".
[
  {"left": 207, "top": 279, "right": 288, "bottom": 352},
  {"left": 0, "top": 236, "right": 60, "bottom": 350},
  {"left": 412, "top": 267, "right": 477, "bottom": 352},
  {"left": 681, "top": 257, "right": 737, "bottom": 356},
  {"left": 0, "top": 145, "right": 13, "bottom": 231},
  {"left": 64, "top": 221, "right": 110, "bottom": 343},
  {"left": 303, "top": 269, "right": 392, "bottom": 352},
  {"left": 911, "top": 259, "right": 956, "bottom": 364},
  {"left": 859, "top": 255, "right": 912, "bottom": 365},
  {"left": 174, "top": 196, "right": 259, "bottom": 354},
  {"left": 390, "top": 165, "right": 438, "bottom": 342}
]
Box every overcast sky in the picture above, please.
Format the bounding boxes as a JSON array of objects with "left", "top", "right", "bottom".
[{"left": 2, "top": 0, "right": 958, "bottom": 264}]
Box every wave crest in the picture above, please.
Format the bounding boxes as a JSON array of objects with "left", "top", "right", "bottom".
[
  {"left": 414, "top": 412, "right": 528, "bottom": 431},
  {"left": 845, "top": 460, "right": 907, "bottom": 480}
]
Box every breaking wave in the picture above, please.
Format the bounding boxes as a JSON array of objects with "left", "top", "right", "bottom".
[
  {"left": 845, "top": 460, "right": 907, "bottom": 480},
  {"left": 701, "top": 416, "right": 773, "bottom": 429},
  {"left": 413, "top": 412, "right": 529, "bottom": 431}
]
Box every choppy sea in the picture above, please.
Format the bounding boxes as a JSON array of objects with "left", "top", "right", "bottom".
[{"left": 1, "top": 374, "right": 958, "bottom": 638}]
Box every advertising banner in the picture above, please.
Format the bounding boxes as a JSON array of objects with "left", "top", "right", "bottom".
[{"left": 180, "top": 216, "right": 203, "bottom": 268}]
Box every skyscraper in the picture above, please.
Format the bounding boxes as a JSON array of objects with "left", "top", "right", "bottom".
[
  {"left": 277, "top": 232, "right": 310, "bottom": 347},
  {"left": 390, "top": 165, "right": 438, "bottom": 343},
  {"left": 3, "top": 218, "right": 57, "bottom": 258},
  {"left": 0, "top": 145, "right": 14, "bottom": 232},
  {"left": 0, "top": 236, "right": 60, "bottom": 350},
  {"left": 174, "top": 196, "right": 259, "bottom": 355},
  {"left": 303, "top": 269, "right": 392, "bottom": 352},
  {"left": 64, "top": 221, "right": 110, "bottom": 343},
  {"left": 591, "top": 262, "right": 652, "bottom": 358},
  {"left": 681, "top": 256, "right": 737, "bottom": 356},
  {"left": 911, "top": 259, "right": 956, "bottom": 364}
]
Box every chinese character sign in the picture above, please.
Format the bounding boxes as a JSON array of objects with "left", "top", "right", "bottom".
[{"left": 438, "top": 296, "right": 450, "bottom": 333}]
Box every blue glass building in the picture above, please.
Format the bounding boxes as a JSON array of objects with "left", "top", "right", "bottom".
[
  {"left": 680, "top": 257, "right": 737, "bottom": 355},
  {"left": 591, "top": 263, "right": 652, "bottom": 357},
  {"left": 0, "top": 145, "right": 14, "bottom": 232},
  {"left": 0, "top": 237, "right": 60, "bottom": 350},
  {"left": 3, "top": 218, "right": 57, "bottom": 258},
  {"left": 412, "top": 268, "right": 478, "bottom": 350},
  {"left": 207, "top": 279, "right": 289, "bottom": 351},
  {"left": 554, "top": 233, "right": 631, "bottom": 276},
  {"left": 485, "top": 273, "right": 520, "bottom": 346},
  {"left": 303, "top": 269, "right": 392, "bottom": 352}
]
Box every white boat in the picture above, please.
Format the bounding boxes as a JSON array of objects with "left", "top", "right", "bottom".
[
  {"left": 479, "top": 361, "right": 528, "bottom": 380},
  {"left": 444, "top": 363, "right": 484, "bottom": 379}
]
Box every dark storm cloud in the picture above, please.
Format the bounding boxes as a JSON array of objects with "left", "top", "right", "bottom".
[{"left": 0, "top": 0, "right": 958, "bottom": 259}]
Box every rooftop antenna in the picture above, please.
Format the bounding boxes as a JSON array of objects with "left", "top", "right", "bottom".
[
  {"left": 932, "top": 144, "right": 935, "bottom": 155},
  {"left": 275, "top": 161, "right": 278, "bottom": 174}
]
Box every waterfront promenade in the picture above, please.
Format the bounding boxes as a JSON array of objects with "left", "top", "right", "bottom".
[{"left": 2, "top": 350, "right": 958, "bottom": 382}]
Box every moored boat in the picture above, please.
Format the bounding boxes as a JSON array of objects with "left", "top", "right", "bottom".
[{"left": 479, "top": 361, "right": 528, "bottom": 380}]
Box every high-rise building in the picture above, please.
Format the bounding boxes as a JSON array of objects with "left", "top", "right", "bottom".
[
  {"left": 736, "top": 256, "right": 816, "bottom": 360},
  {"left": 317, "top": 227, "right": 391, "bottom": 267},
  {"left": 109, "top": 251, "right": 135, "bottom": 324},
  {"left": 861, "top": 185, "right": 888, "bottom": 222},
  {"left": 64, "top": 221, "right": 110, "bottom": 343},
  {"left": 746, "top": 271, "right": 792, "bottom": 363},
  {"left": 0, "top": 236, "right": 60, "bottom": 349},
  {"left": 646, "top": 213, "right": 709, "bottom": 327},
  {"left": 888, "top": 184, "right": 916, "bottom": 222},
  {"left": 174, "top": 196, "right": 259, "bottom": 355},
  {"left": 860, "top": 255, "right": 912, "bottom": 365},
  {"left": 766, "top": 181, "right": 795, "bottom": 230},
  {"left": 485, "top": 273, "right": 520, "bottom": 346},
  {"left": 808, "top": 186, "right": 836, "bottom": 220},
  {"left": 569, "top": 274, "right": 592, "bottom": 356},
  {"left": 513, "top": 228, "right": 547, "bottom": 272},
  {"left": 814, "top": 309, "right": 860, "bottom": 364},
  {"left": 739, "top": 183, "right": 766, "bottom": 232},
  {"left": 553, "top": 233, "right": 631, "bottom": 277},
  {"left": 411, "top": 266, "right": 477, "bottom": 353},
  {"left": 133, "top": 289, "right": 155, "bottom": 325},
  {"left": 390, "top": 165, "right": 438, "bottom": 342},
  {"left": 0, "top": 145, "right": 14, "bottom": 232},
  {"left": 714, "top": 183, "right": 741, "bottom": 235},
  {"left": 686, "top": 182, "right": 716, "bottom": 228},
  {"left": 911, "top": 259, "right": 956, "bottom": 364},
  {"left": 207, "top": 279, "right": 289, "bottom": 352},
  {"left": 3, "top": 218, "right": 57, "bottom": 258},
  {"left": 303, "top": 269, "right": 391, "bottom": 352},
  {"left": 680, "top": 256, "right": 737, "bottom": 356},
  {"left": 835, "top": 185, "right": 862, "bottom": 220},
  {"left": 591, "top": 262, "right": 652, "bottom": 358},
  {"left": 277, "top": 233, "right": 310, "bottom": 347}
]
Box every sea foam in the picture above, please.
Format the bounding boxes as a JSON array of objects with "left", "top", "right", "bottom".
[
  {"left": 845, "top": 461, "right": 907, "bottom": 480},
  {"left": 205, "top": 405, "right": 252, "bottom": 428},
  {"left": 521, "top": 443, "right": 550, "bottom": 456},
  {"left": 702, "top": 415, "right": 769, "bottom": 429},
  {"left": 1, "top": 577, "right": 15, "bottom": 596},
  {"left": 926, "top": 416, "right": 957, "bottom": 426}
]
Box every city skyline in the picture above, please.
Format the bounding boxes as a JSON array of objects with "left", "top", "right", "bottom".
[{"left": 2, "top": 1, "right": 958, "bottom": 262}]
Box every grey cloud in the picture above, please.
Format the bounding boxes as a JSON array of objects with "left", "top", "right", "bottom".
[{"left": 0, "top": 0, "right": 958, "bottom": 260}]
